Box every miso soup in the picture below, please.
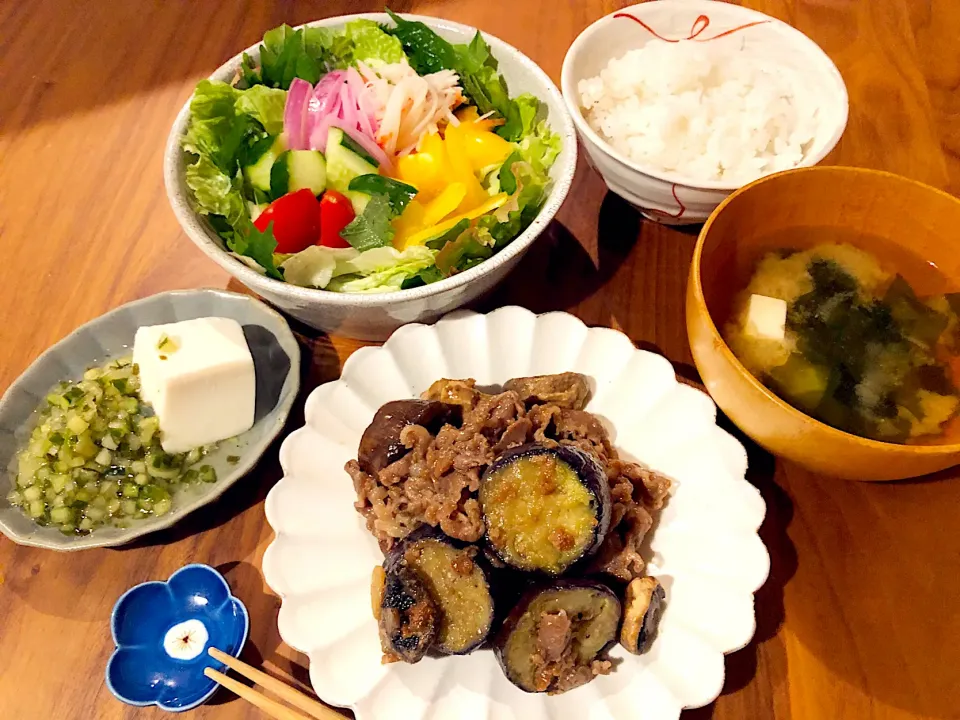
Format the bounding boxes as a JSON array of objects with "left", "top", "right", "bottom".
[{"left": 724, "top": 243, "right": 960, "bottom": 443}]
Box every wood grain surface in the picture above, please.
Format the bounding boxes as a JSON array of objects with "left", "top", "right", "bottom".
[{"left": 1, "top": 1, "right": 958, "bottom": 719}]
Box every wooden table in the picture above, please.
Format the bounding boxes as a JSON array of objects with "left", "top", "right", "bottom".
[{"left": 1, "top": 1, "right": 958, "bottom": 718}]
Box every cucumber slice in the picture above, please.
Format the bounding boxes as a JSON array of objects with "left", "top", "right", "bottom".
[
  {"left": 343, "top": 190, "right": 371, "bottom": 215},
  {"left": 270, "top": 150, "right": 327, "bottom": 197},
  {"left": 341, "top": 133, "right": 380, "bottom": 167},
  {"left": 244, "top": 135, "right": 287, "bottom": 193},
  {"left": 326, "top": 127, "right": 379, "bottom": 193}
]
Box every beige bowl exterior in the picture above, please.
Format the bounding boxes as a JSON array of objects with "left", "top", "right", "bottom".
[{"left": 687, "top": 166, "right": 960, "bottom": 481}]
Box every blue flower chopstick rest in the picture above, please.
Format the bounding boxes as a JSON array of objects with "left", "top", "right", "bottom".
[{"left": 106, "top": 564, "right": 249, "bottom": 712}]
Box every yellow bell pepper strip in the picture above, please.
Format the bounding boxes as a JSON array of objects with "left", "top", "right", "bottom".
[
  {"left": 390, "top": 183, "right": 469, "bottom": 250},
  {"left": 391, "top": 199, "right": 427, "bottom": 246},
  {"left": 394, "top": 132, "right": 449, "bottom": 202},
  {"left": 455, "top": 106, "right": 481, "bottom": 123},
  {"left": 422, "top": 183, "right": 467, "bottom": 227},
  {"left": 455, "top": 106, "right": 504, "bottom": 134},
  {"left": 442, "top": 124, "right": 490, "bottom": 213},
  {"left": 395, "top": 192, "right": 510, "bottom": 250},
  {"left": 454, "top": 123, "right": 514, "bottom": 171},
  {"left": 393, "top": 124, "right": 510, "bottom": 208}
]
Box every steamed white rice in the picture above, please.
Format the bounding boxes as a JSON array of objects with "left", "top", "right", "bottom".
[{"left": 578, "top": 39, "right": 819, "bottom": 184}]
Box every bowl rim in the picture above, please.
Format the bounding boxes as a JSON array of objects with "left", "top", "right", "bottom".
[
  {"left": 560, "top": 0, "right": 850, "bottom": 192},
  {"left": 692, "top": 164, "right": 960, "bottom": 454},
  {"left": 163, "top": 12, "right": 577, "bottom": 307},
  {"left": 0, "top": 288, "right": 301, "bottom": 550}
]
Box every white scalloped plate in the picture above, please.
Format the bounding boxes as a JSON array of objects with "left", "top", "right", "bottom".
[{"left": 262, "top": 307, "right": 769, "bottom": 719}]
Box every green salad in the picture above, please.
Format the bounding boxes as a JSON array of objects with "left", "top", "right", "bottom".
[{"left": 182, "top": 10, "right": 561, "bottom": 293}]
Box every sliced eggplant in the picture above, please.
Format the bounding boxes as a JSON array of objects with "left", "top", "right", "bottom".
[
  {"left": 494, "top": 580, "right": 621, "bottom": 694},
  {"left": 357, "top": 399, "right": 461, "bottom": 474},
  {"left": 389, "top": 530, "right": 496, "bottom": 655},
  {"left": 503, "top": 373, "right": 590, "bottom": 410},
  {"left": 620, "top": 577, "right": 665, "bottom": 655},
  {"left": 373, "top": 563, "right": 439, "bottom": 663},
  {"left": 480, "top": 443, "right": 611, "bottom": 575}
]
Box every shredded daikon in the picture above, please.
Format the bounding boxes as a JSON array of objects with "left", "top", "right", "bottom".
[{"left": 357, "top": 61, "right": 464, "bottom": 156}]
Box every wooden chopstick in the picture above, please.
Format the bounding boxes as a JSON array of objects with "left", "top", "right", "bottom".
[
  {"left": 204, "top": 667, "right": 311, "bottom": 720},
  {"left": 207, "top": 647, "right": 346, "bottom": 720}
]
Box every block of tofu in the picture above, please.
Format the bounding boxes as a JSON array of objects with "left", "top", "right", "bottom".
[
  {"left": 743, "top": 294, "right": 787, "bottom": 341},
  {"left": 132, "top": 317, "right": 255, "bottom": 454}
]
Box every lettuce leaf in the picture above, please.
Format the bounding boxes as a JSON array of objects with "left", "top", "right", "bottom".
[
  {"left": 239, "top": 21, "right": 403, "bottom": 88},
  {"left": 182, "top": 80, "right": 242, "bottom": 160},
  {"left": 479, "top": 153, "right": 551, "bottom": 250},
  {"left": 453, "top": 32, "right": 509, "bottom": 117},
  {"left": 279, "top": 246, "right": 357, "bottom": 288},
  {"left": 234, "top": 85, "right": 287, "bottom": 135},
  {"left": 184, "top": 155, "right": 246, "bottom": 226},
  {"left": 519, "top": 119, "right": 562, "bottom": 174},
  {"left": 236, "top": 53, "right": 262, "bottom": 89},
  {"left": 435, "top": 227, "right": 494, "bottom": 275},
  {"left": 510, "top": 93, "right": 542, "bottom": 141},
  {"left": 259, "top": 24, "right": 323, "bottom": 88},
  {"left": 401, "top": 266, "right": 445, "bottom": 289},
  {"left": 281, "top": 244, "right": 436, "bottom": 291},
  {"left": 183, "top": 80, "right": 293, "bottom": 278},
  {"left": 425, "top": 219, "right": 471, "bottom": 250},
  {"left": 183, "top": 80, "right": 273, "bottom": 175},
  {"left": 182, "top": 79, "right": 288, "bottom": 235},
  {"left": 340, "top": 245, "right": 434, "bottom": 276},
  {"left": 344, "top": 19, "right": 405, "bottom": 64},
  {"left": 302, "top": 27, "right": 351, "bottom": 69}
]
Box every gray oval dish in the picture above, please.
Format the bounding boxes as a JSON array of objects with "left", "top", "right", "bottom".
[{"left": 0, "top": 289, "right": 300, "bottom": 551}]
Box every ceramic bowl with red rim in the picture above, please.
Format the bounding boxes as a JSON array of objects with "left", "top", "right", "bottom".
[{"left": 560, "top": 0, "right": 848, "bottom": 225}]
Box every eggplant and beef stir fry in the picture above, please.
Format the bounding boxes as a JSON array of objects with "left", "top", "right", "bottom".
[{"left": 346, "top": 372, "right": 672, "bottom": 693}]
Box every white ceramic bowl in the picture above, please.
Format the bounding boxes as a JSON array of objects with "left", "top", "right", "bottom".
[
  {"left": 262, "top": 306, "right": 769, "bottom": 720},
  {"left": 561, "top": 0, "right": 848, "bottom": 225},
  {"left": 164, "top": 13, "right": 576, "bottom": 341}
]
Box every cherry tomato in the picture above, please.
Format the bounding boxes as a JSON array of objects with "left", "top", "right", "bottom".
[
  {"left": 253, "top": 189, "right": 321, "bottom": 254},
  {"left": 318, "top": 190, "right": 356, "bottom": 248}
]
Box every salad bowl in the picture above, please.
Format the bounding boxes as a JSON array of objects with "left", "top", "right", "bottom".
[{"left": 164, "top": 13, "right": 577, "bottom": 341}]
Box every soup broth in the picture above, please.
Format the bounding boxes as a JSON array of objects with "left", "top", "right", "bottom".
[{"left": 724, "top": 242, "right": 960, "bottom": 444}]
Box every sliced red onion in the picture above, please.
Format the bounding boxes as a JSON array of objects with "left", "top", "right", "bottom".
[
  {"left": 301, "top": 69, "right": 387, "bottom": 167},
  {"left": 310, "top": 115, "right": 335, "bottom": 153},
  {"left": 283, "top": 78, "right": 313, "bottom": 150},
  {"left": 306, "top": 71, "right": 347, "bottom": 148}
]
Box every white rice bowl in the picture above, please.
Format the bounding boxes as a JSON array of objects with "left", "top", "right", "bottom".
[{"left": 578, "top": 39, "right": 820, "bottom": 185}]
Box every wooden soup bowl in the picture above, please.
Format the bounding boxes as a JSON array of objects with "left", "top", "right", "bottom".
[{"left": 687, "top": 166, "right": 960, "bottom": 480}]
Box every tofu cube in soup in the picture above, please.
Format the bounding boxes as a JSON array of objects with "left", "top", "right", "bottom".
[
  {"left": 744, "top": 294, "right": 787, "bottom": 340},
  {"left": 133, "top": 317, "right": 255, "bottom": 453}
]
